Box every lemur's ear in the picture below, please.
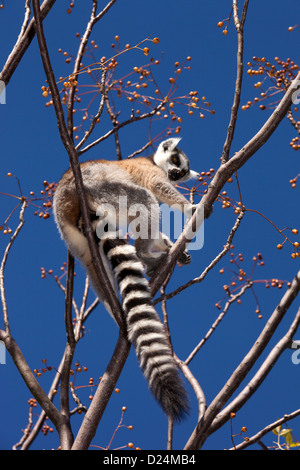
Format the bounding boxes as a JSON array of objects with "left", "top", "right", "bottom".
[
  {"left": 189, "top": 169, "right": 200, "bottom": 180},
  {"left": 158, "top": 137, "right": 182, "bottom": 153}
]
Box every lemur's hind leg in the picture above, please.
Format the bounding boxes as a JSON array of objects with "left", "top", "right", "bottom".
[{"left": 135, "top": 231, "right": 191, "bottom": 277}]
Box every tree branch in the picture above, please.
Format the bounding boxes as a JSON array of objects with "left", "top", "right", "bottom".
[
  {"left": 0, "top": 0, "right": 56, "bottom": 86},
  {"left": 0, "top": 200, "right": 26, "bottom": 335},
  {"left": 210, "top": 306, "right": 300, "bottom": 437},
  {"left": 71, "top": 331, "right": 130, "bottom": 450},
  {"left": 153, "top": 209, "right": 245, "bottom": 305},
  {"left": 66, "top": 0, "right": 118, "bottom": 136},
  {"left": 32, "top": 0, "right": 123, "bottom": 327},
  {"left": 230, "top": 408, "right": 300, "bottom": 450},
  {"left": 32, "top": 0, "right": 130, "bottom": 448},
  {"left": 185, "top": 282, "right": 252, "bottom": 365},
  {"left": 0, "top": 330, "right": 64, "bottom": 434},
  {"left": 221, "top": 0, "right": 249, "bottom": 163},
  {"left": 149, "top": 71, "right": 300, "bottom": 299},
  {"left": 184, "top": 269, "right": 300, "bottom": 449}
]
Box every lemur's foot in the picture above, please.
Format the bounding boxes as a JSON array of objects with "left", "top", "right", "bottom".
[{"left": 178, "top": 249, "right": 191, "bottom": 266}]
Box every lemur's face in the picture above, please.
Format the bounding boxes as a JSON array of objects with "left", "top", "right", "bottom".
[{"left": 153, "top": 138, "right": 199, "bottom": 184}]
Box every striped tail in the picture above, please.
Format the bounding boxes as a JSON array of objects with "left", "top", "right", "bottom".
[{"left": 102, "top": 237, "right": 189, "bottom": 422}]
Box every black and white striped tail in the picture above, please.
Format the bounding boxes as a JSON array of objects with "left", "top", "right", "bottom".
[{"left": 102, "top": 237, "right": 189, "bottom": 422}]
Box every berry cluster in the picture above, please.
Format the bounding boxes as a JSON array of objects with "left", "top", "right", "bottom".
[
  {"left": 216, "top": 247, "right": 293, "bottom": 318},
  {"left": 41, "top": 35, "right": 214, "bottom": 145}
]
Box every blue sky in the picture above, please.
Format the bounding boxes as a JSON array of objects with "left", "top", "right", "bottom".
[{"left": 0, "top": 0, "right": 299, "bottom": 450}]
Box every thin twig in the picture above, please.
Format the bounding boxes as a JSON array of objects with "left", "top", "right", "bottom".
[
  {"left": 185, "top": 282, "right": 252, "bottom": 365},
  {"left": 78, "top": 101, "right": 165, "bottom": 156},
  {"left": 105, "top": 95, "right": 122, "bottom": 159},
  {"left": 0, "top": 200, "right": 26, "bottom": 335},
  {"left": 210, "top": 305, "right": 300, "bottom": 437},
  {"left": 127, "top": 140, "right": 153, "bottom": 159},
  {"left": 184, "top": 270, "right": 300, "bottom": 450},
  {"left": 230, "top": 409, "right": 300, "bottom": 450},
  {"left": 53, "top": 274, "right": 80, "bottom": 318},
  {"left": 154, "top": 209, "right": 245, "bottom": 305},
  {"left": 66, "top": 0, "right": 118, "bottom": 136},
  {"left": 0, "top": 330, "right": 63, "bottom": 432},
  {"left": 149, "top": 70, "right": 300, "bottom": 299},
  {"left": 221, "top": 0, "right": 249, "bottom": 164},
  {"left": 71, "top": 331, "right": 130, "bottom": 450},
  {"left": 13, "top": 401, "right": 34, "bottom": 450},
  {"left": 75, "top": 68, "right": 107, "bottom": 151}
]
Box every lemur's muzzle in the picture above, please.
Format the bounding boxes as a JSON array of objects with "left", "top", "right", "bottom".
[{"left": 168, "top": 168, "right": 187, "bottom": 181}]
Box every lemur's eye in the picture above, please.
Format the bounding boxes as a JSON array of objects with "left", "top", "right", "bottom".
[{"left": 171, "top": 155, "right": 179, "bottom": 165}]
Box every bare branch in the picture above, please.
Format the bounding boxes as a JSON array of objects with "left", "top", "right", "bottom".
[
  {"left": 154, "top": 209, "right": 245, "bottom": 305},
  {"left": 185, "top": 282, "right": 252, "bottom": 365},
  {"left": 210, "top": 305, "right": 300, "bottom": 436},
  {"left": 66, "top": 0, "right": 118, "bottom": 136},
  {"left": 78, "top": 102, "right": 165, "bottom": 156},
  {"left": 150, "top": 70, "right": 300, "bottom": 298},
  {"left": 32, "top": 0, "right": 123, "bottom": 327},
  {"left": 127, "top": 140, "right": 153, "bottom": 159},
  {"left": 0, "top": 200, "right": 26, "bottom": 335},
  {"left": 105, "top": 94, "right": 122, "bottom": 159},
  {"left": 75, "top": 68, "right": 107, "bottom": 151},
  {"left": 221, "top": 0, "right": 249, "bottom": 163},
  {"left": 230, "top": 409, "right": 300, "bottom": 450},
  {"left": 175, "top": 354, "right": 207, "bottom": 422},
  {"left": 15, "top": 0, "right": 32, "bottom": 48},
  {"left": 0, "top": 330, "right": 63, "bottom": 433},
  {"left": 71, "top": 331, "right": 130, "bottom": 450},
  {"left": 59, "top": 253, "right": 76, "bottom": 445},
  {"left": 184, "top": 270, "right": 300, "bottom": 449},
  {"left": 0, "top": 0, "right": 56, "bottom": 86}
]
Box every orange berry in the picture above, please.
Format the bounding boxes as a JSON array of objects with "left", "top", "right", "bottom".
[
  {"left": 153, "top": 37, "right": 159, "bottom": 44},
  {"left": 222, "top": 29, "right": 228, "bottom": 36},
  {"left": 217, "top": 21, "right": 224, "bottom": 28},
  {"left": 277, "top": 244, "right": 283, "bottom": 250},
  {"left": 143, "top": 47, "right": 149, "bottom": 56}
]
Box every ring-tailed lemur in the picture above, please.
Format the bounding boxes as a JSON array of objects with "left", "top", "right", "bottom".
[{"left": 53, "top": 137, "right": 199, "bottom": 421}]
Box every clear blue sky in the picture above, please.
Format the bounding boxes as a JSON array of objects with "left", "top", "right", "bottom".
[{"left": 0, "top": 0, "right": 299, "bottom": 450}]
